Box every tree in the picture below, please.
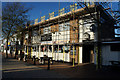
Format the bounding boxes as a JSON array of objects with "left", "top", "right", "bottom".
[{"left": 2, "top": 2, "right": 31, "bottom": 58}]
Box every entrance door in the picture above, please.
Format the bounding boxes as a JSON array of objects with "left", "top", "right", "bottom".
[{"left": 83, "top": 45, "right": 94, "bottom": 63}]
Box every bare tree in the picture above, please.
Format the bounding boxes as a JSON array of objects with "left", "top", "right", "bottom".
[{"left": 2, "top": 2, "right": 31, "bottom": 58}]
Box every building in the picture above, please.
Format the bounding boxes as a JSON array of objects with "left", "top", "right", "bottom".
[
  {"left": 1, "top": 33, "right": 22, "bottom": 58},
  {"left": 22, "top": 3, "right": 120, "bottom": 66}
]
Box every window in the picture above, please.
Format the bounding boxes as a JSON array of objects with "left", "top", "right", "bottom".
[
  {"left": 58, "top": 45, "right": 63, "bottom": 53},
  {"left": 43, "top": 27, "right": 51, "bottom": 34},
  {"left": 64, "top": 46, "right": 70, "bottom": 53},
  {"left": 54, "top": 45, "right": 58, "bottom": 53},
  {"left": 32, "top": 31, "right": 39, "bottom": 36},
  {"left": 59, "top": 22, "right": 70, "bottom": 32},
  {"left": 36, "top": 45, "right": 39, "bottom": 52},
  {"left": 41, "top": 46, "right": 44, "bottom": 52},
  {"left": 32, "top": 46, "right": 36, "bottom": 52},
  {"left": 44, "top": 46, "right": 48, "bottom": 52},
  {"left": 53, "top": 45, "right": 70, "bottom": 53},
  {"left": 48, "top": 45, "right": 52, "bottom": 52}
]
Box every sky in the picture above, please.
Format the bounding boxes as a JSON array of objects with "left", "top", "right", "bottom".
[
  {"left": 23, "top": 2, "right": 119, "bottom": 21},
  {"left": 1, "top": 2, "right": 119, "bottom": 40},
  {"left": 0, "top": 2, "right": 73, "bottom": 40},
  {"left": 24, "top": 2, "right": 73, "bottom": 21},
  {"left": 1, "top": 2, "right": 119, "bottom": 22}
]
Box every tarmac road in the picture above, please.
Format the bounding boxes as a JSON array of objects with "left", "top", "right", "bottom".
[{"left": 1, "top": 52, "right": 120, "bottom": 79}]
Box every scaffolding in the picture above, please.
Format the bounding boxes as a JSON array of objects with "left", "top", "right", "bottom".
[{"left": 23, "top": 1, "right": 119, "bottom": 68}]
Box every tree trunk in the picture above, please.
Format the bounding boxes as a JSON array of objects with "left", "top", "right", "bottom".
[
  {"left": 15, "top": 40, "right": 18, "bottom": 59},
  {"left": 6, "top": 38, "right": 8, "bottom": 58}
]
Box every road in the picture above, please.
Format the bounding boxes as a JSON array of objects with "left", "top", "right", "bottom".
[{"left": 1, "top": 52, "right": 120, "bottom": 79}]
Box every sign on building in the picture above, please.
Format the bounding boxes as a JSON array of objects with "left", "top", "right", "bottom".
[
  {"left": 41, "top": 33, "right": 52, "bottom": 41},
  {"left": 115, "top": 28, "right": 120, "bottom": 37}
]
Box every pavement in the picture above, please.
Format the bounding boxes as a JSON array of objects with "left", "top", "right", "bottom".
[
  {"left": 2, "top": 53, "right": 68, "bottom": 79},
  {"left": 1, "top": 52, "right": 120, "bottom": 79}
]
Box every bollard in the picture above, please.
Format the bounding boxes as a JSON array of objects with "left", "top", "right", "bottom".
[
  {"left": 47, "top": 58, "right": 50, "bottom": 70},
  {"left": 43, "top": 59, "right": 45, "bottom": 64},
  {"left": 25, "top": 55, "right": 27, "bottom": 62},
  {"left": 41, "top": 57, "right": 44, "bottom": 64},
  {"left": 33, "top": 56, "right": 36, "bottom": 65}
]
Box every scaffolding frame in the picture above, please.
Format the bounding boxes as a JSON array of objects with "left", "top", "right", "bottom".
[{"left": 23, "top": 1, "right": 119, "bottom": 68}]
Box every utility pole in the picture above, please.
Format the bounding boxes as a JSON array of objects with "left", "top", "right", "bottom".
[{"left": 97, "top": 10, "right": 101, "bottom": 70}]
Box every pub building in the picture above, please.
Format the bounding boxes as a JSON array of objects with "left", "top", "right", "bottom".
[{"left": 22, "top": 3, "right": 120, "bottom": 66}]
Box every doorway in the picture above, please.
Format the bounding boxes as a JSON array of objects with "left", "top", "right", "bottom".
[{"left": 82, "top": 45, "right": 94, "bottom": 63}]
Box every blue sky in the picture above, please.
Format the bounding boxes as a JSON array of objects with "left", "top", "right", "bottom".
[
  {"left": 25, "top": 2, "right": 119, "bottom": 21},
  {"left": 24, "top": 2, "right": 119, "bottom": 21},
  {"left": 24, "top": 2, "right": 73, "bottom": 21},
  {"left": 2, "top": 2, "right": 119, "bottom": 22},
  {"left": 1, "top": 2, "right": 119, "bottom": 40}
]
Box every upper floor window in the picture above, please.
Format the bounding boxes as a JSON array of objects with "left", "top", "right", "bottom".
[
  {"left": 32, "top": 31, "right": 39, "bottom": 36},
  {"left": 43, "top": 27, "right": 51, "bottom": 34},
  {"left": 59, "top": 22, "right": 70, "bottom": 32}
]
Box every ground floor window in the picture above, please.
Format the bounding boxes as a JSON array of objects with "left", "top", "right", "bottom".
[
  {"left": 41, "top": 45, "right": 44, "bottom": 52},
  {"left": 34, "top": 45, "right": 70, "bottom": 53},
  {"left": 33, "top": 46, "right": 36, "bottom": 52},
  {"left": 41, "top": 45, "right": 52, "bottom": 52},
  {"left": 36, "top": 45, "right": 39, "bottom": 52},
  {"left": 54, "top": 45, "right": 70, "bottom": 53},
  {"left": 64, "top": 46, "right": 70, "bottom": 53},
  {"left": 48, "top": 45, "right": 52, "bottom": 52}
]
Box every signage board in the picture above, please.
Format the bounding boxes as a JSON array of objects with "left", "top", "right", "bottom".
[
  {"left": 41, "top": 33, "right": 52, "bottom": 41},
  {"left": 41, "top": 41, "right": 52, "bottom": 45},
  {"left": 115, "top": 28, "right": 120, "bottom": 34},
  {"left": 115, "top": 28, "right": 120, "bottom": 38},
  {"left": 55, "top": 40, "right": 69, "bottom": 44},
  {"left": 83, "top": 33, "right": 90, "bottom": 40}
]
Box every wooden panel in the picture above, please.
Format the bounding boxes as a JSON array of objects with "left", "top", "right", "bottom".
[
  {"left": 40, "top": 28, "right": 43, "bottom": 34},
  {"left": 69, "top": 19, "right": 79, "bottom": 63},
  {"left": 70, "top": 19, "right": 79, "bottom": 43},
  {"left": 51, "top": 25, "right": 55, "bottom": 33},
  {"left": 51, "top": 24, "right": 59, "bottom": 33}
]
